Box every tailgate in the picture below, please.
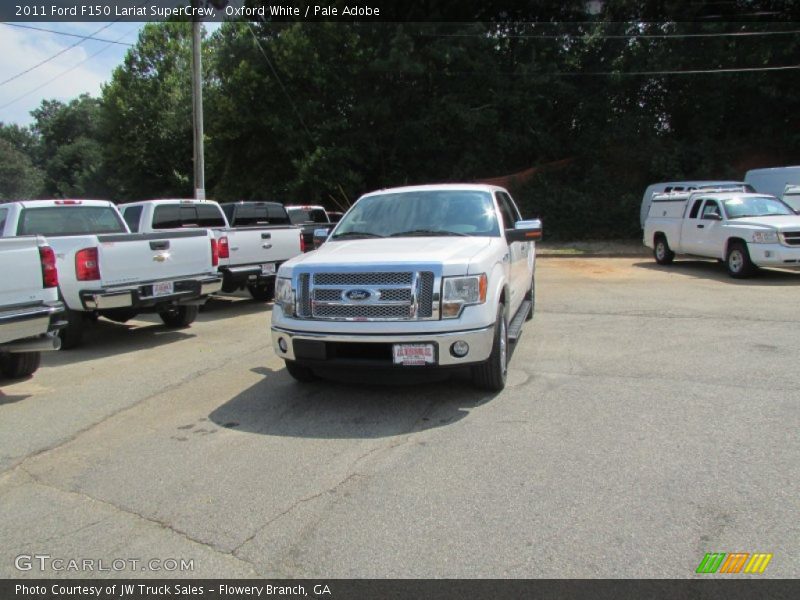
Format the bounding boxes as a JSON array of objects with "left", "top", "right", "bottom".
[
  {"left": 96, "top": 230, "right": 214, "bottom": 286},
  {"left": 0, "top": 237, "right": 46, "bottom": 306},
  {"left": 226, "top": 227, "right": 301, "bottom": 266}
]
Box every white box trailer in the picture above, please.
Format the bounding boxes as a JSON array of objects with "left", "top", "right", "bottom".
[{"left": 745, "top": 166, "right": 800, "bottom": 200}]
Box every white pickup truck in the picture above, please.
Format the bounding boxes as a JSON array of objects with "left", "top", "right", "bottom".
[
  {"left": 270, "top": 184, "right": 542, "bottom": 391},
  {"left": 0, "top": 235, "right": 64, "bottom": 378},
  {"left": 1, "top": 200, "right": 222, "bottom": 348},
  {"left": 644, "top": 190, "right": 800, "bottom": 278},
  {"left": 120, "top": 199, "right": 303, "bottom": 301}
]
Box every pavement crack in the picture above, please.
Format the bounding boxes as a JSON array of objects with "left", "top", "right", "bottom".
[{"left": 16, "top": 466, "right": 258, "bottom": 572}]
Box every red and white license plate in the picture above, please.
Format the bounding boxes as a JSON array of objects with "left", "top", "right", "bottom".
[
  {"left": 261, "top": 263, "right": 276, "bottom": 275},
  {"left": 152, "top": 281, "right": 174, "bottom": 296},
  {"left": 393, "top": 343, "right": 435, "bottom": 366}
]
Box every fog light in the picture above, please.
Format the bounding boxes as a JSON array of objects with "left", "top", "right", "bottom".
[
  {"left": 278, "top": 337, "right": 288, "bottom": 353},
  {"left": 450, "top": 340, "right": 469, "bottom": 357}
]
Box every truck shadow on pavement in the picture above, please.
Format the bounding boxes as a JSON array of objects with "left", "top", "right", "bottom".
[
  {"left": 42, "top": 318, "right": 194, "bottom": 366},
  {"left": 209, "top": 366, "right": 495, "bottom": 440},
  {"left": 633, "top": 260, "right": 800, "bottom": 285},
  {"left": 198, "top": 293, "right": 273, "bottom": 321}
]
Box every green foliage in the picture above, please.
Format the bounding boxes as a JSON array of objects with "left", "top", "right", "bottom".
[
  {"left": 30, "top": 94, "right": 107, "bottom": 198},
  {"left": 101, "top": 22, "right": 196, "bottom": 200},
  {"left": 0, "top": 138, "right": 44, "bottom": 200}
]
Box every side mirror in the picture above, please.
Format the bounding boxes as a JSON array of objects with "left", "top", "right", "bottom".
[
  {"left": 313, "top": 228, "right": 331, "bottom": 249},
  {"left": 506, "top": 219, "right": 542, "bottom": 243},
  {"left": 704, "top": 213, "right": 722, "bottom": 221}
]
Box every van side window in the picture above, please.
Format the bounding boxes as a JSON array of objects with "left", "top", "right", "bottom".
[
  {"left": 0, "top": 208, "right": 7, "bottom": 233},
  {"left": 688, "top": 199, "right": 703, "bottom": 219}
]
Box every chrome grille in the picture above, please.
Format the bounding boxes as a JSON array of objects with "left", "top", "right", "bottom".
[
  {"left": 781, "top": 231, "right": 800, "bottom": 246},
  {"left": 298, "top": 274, "right": 311, "bottom": 317},
  {"left": 417, "top": 272, "right": 434, "bottom": 318},
  {"left": 314, "top": 305, "right": 411, "bottom": 320},
  {"left": 299, "top": 270, "right": 436, "bottom": 321},
  {"left": 313, "top": 272, "right": 412, "bottom": 286}
]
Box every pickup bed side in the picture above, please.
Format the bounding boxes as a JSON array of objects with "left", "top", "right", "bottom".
[
  {"left": 0, "top": 236, "right": 64, "bottom": 378},
  {"left": 2, "top": 201, "right": 222, "bottom": 348},
  {"left": 120, "top": 200, "right": 303, "bottom": 301}
]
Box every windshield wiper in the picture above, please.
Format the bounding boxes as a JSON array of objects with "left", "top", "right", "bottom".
[
  {"left": 331, "top": 231, "right": 385, "bottom": 239},
  {"left": 389, "top": 229, "right": 469, "bottom": 237}
]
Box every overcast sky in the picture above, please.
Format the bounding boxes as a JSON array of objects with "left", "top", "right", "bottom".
[{"left": 0, "top": 21, "right": 220, "bottom": 127}]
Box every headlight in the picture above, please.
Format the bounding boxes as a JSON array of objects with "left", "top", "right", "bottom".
[
  {"left": 752, "top": 231, "right": 779, "bottom": 244},
  {"left": 275, "top": 277, "right": 294, "bottom": 316},
  {"left": 441, "top": 274, "right": 487, "bottom": 319}
]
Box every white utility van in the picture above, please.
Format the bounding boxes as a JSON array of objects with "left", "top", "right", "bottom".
[{"left": 745, "top": 166, "right": 800, "bottom": 199}]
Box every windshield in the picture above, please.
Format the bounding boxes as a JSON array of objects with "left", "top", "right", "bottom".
[
  {"left": 723, "top": 196, "right": 794, "bottom": 218},
  {"left": 17, "top": 206, "right": 127, "bottom": 236},
  {"left": 287, "top": 208, "right": 329, "bottom": 224},
  {"left": 332, "top": 190, "right": 500, "bottom": 239}
]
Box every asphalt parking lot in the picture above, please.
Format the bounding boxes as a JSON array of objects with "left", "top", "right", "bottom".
[{"left": 0, "top": 257, "right": 797, "bottom": 578}]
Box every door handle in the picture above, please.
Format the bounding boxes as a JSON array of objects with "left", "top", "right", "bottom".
[{"left": 697, "top": 224, "right": 705, "bottom": 229}]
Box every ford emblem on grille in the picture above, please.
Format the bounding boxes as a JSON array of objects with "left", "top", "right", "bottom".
[{"left": 344, "top": 289, "right": 372, "bottom": 301}]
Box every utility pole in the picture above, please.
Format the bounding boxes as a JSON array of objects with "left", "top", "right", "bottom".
[{"left": 191, "top": 0, "right": 205, "bottom": 200}]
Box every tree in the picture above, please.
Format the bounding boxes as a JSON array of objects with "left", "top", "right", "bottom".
[
  {"left": 102, "top": 22, "right": 197, "bottom": 200},
  {"left": 30, "top": 95, "right": 107, "bottom": 198},
  {"left": 0, "top": 138, "right": 44, "bottom": 200}
]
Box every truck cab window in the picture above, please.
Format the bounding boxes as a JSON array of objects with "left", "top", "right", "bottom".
[
  {"left": 122, "top": 206, "right": 142, "bottom": 232},
  {"left": 701, "top": 201, "right": 721, "bottom": 220},
  {"left": 688, "top": 199, "right": 703, "bottom": 219},
  {"left": 0, "top": 208, "right": 7, "bottom": 233},
  {"left": 495, "top": 193, "right": 517, "bottom": 230}
]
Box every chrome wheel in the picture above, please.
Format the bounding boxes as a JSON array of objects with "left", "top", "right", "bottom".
[
  {"left": 655, "top": 241, "right": 666, "bottom": 261},
  {"left": 728, "top": 249, "right": 743, "bottom": 273},
  {"left": 499, "top": 318, "right": 507, "bottom": 375}
]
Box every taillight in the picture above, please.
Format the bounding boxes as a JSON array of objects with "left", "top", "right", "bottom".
[
  {"left": 39, "top": 245, "right": 58, "bottom": 288},
  {"left": 300, "top": 232, "right": 306, "bottom": 253},
  {"left": 210, "top": 238, "right": 219, "bottom": 267},
  {"left": 75, "top": 247, "right": 100, "bottom": 281},
  {"left": 218, "top": 236, "right": 230, "bottom": 259}
]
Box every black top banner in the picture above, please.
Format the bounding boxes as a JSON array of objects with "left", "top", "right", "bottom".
[
  {"left": 3, "top": 0, "right": 800, "bottom": 23},
  {"left": 3, "top": 579, "right": 800, "bottom": 600}
]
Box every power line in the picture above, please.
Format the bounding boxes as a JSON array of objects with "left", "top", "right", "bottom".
[
  {"left": 0, "top": 23, "right": 135, "bottom": 46},
  {"left": 0, "top": 26, "right": 139, "bottom": 111},
  {"left": 0, "top": 21, "right": 119, "bottom": 87},
  {"left": 245, "top": 20, "right": 316, "bottom": 146}
]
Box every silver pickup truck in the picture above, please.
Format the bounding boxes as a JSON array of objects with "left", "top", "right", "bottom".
[{"left": 0, "top": 235, "right": 64, "bottom": 378}]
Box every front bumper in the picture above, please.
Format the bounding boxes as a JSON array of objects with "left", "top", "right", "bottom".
[
  {"left": 271, "top": 324, "right": 495, "bottom": 368},
  {"left": 0, "top": 301, "right": 64, "bottom": 349},
  {"left": 80, "top": 275, "right": 222, "bottom": 311},
  {"left": 748, "top": 243, "right": 800, "bottom": 268}
]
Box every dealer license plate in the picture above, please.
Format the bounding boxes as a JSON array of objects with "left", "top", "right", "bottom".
[
  {"left": 261, "top": 263, "right": 276, "bottom": 275},
  {"left": 393, "top": 343, "right": 435, "bottom": 366},
  {"left": 152, "top": 281, "right": 174, "bottom": 296}
]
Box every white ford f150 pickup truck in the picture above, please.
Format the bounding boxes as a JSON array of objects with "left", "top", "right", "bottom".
[
  {"left": 271, "top": 184, "right": 542, "bottom": 391},
  {"left": 1, "top": 200, "right": 222, "bottom": 348},
  {"left": 120, "top": 199, "right": 303, "bottom": 301},
  {"left": 0, "top": 235, "right": 64, "bottom": 378},
  {"left": 644, "top": 190, "right": 800, "bottom": 278}
]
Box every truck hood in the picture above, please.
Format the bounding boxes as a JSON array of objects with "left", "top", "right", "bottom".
[
  {"left": 281, "top": 237, "right": 494, "bottom": 274},
  {"left": 728, "top": 216, "right": 800, "bottom": 230}
]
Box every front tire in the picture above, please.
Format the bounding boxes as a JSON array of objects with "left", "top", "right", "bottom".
[
  {"left": 248, "top": 281, "right": 275, "bottom": 301},
  {"left": 0, "top": 352, "right": 41, "bottom": 378},
  {"left": 159, "top": 305, "right": 199, "bottom": 328},
  {"left": 472, "top": 303, "right": 508, "bottom": 392},
  {"left": 654, "top": 235, "right": 675, "bottom": 265},
  {"left": 726, "top": 241, "right": 757, "bottom": 278},
  {"left": 525, "top": 276, "right": 535, "bottom": 321},
  {"left": 285, "top": 360, "right": 316, "bottom": 382}
]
